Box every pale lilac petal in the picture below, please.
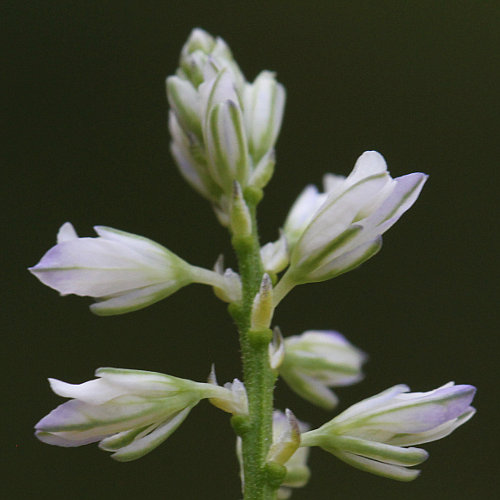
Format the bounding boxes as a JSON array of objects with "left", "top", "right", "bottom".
[
  {"left": 357, "top": 385, "right": 476, "bottom": 435},
  {"left": 35, "top": 398, "right": 169, "bottom": 439},
  {"left": 388, "top": 407, "right": 476, "bottom": 446}
]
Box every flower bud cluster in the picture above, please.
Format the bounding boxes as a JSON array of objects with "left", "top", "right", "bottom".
[{"left": 167, "top": 28, "right": 285, "bottom": 225}]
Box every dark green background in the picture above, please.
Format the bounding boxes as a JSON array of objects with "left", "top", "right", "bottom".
[{"left": 4, "top": 1, "right": 498, "bottom": 499}]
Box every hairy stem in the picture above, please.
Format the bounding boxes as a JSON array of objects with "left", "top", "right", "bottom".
[{"left": 230, "top": 191, "right": 279, "bottom": 500}]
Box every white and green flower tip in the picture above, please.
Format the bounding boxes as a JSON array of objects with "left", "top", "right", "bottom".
[
  {"left": 236, "top": 409, "right": 311, "bottom": 500},
  {"left": 279, "top": 330, "right": 366, "bottom": 410},
  {"left": 273, "top": 151, "right": 428, "bottom": 305},
  {"left": 35, "top": 367, "right": 247, "bottom": 462},
  {"left": 29, "top": 222, "right": 239, "bottom": 315},
  {"left": 167, "top": 28, "right": 285, "bottom": 225},
  {"left": 300, "top": 382, "right": 476, "bottom": 481},
  {"left": 268, "top": 410, "right": 311, "bottom": 500}
]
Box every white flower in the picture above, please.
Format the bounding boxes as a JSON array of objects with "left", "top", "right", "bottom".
[
  {"left": 29, "top": 223, "right": 232, "bottom": 315},
  {"left": 279, "top": 330, "right": 366, "bottom": 409},
  {"left": 301, "top": 382, "right": 476, "bottom": 481},
  {"left": 274, "top": 151, "right": 427, "bottom": 304},
  {"left": 35, "top": 367, "right": 247, "bottom": 462}
]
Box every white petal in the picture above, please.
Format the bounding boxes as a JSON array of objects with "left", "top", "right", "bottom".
[
  {"left": 199, "top": 70, "right": 238, "bottom": 130},
  {"left": 95, "top": 368, "right": 190, "bottom": 396},
  {"left": 206, "top": 99, "right": 249, "bottom": 190},
  {"left": 322, "top": 173, "right": 345, "bottom": 194},
  {"left": 328, "top": 436, "right": 428, "bottom": 466},
  {"left": 90, "top": 281, "right": 186, "bottom": 315},
  {"left": 98, "top": 423, "right": 158, "bottom": 451},
  {"left": 346, "top": 151, "right": 388, "bottom": 187},
  {"left": 294, "top": 172, "right": 390, "bottom": 266},
  {"left": 243, "top": 71, "right": 285, "bottom": 162},
  {"left": 166, "top": 76, "right": 202, "bottom": 139},
  {"left": 332, "top": 450, "right": 421, "bottom": 481},
  {"left": 48, "top": 378, "right": 125, "bottom": 405},
  {"left": 57, "top": 222, "right": 78, "bottom": 243},
  {"left": 35, "top": 430, "right": 105, "bottom": 447},
  {"left": 281, "top": 370, "right": 338, "bottom": 410},
  {"left": 307, "top": 237, "right": 382, "bottom": 281},
  {"left": 283, "top": 185, "right": 327, "bottom": 248},
  {"left": 105, "top": 406, "right": 194, "bottom": 462},
  {"left": 29, "top": 238, "right": 174, "bottom": 297},
  {"left": 35, "top": 398, "right": 168, "bottom": 441},
  {"left": 362, "top": 172, "right": 428, "bottom": 232},
  {"left": 331, "top": 385, "right": 410, "bottom": 424},
  {"left": 357, "top": 384, "right": 476, "bottom": 434},
  {"left": 93, "top": 226, "right": 176, "bottom": 261}
]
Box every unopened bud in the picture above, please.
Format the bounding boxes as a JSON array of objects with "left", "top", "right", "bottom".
[
  {"left": 269, "top": 326, "right": 285, "bottom": 371},
  {"left": 251, "top": 274, "right": 273, "bottom": 330},
  {"left": 267, "top": 409, "right": 301, "bottom": 465},
  {"left": 230, "top": 182, "right": 252, "bottom": 237}
]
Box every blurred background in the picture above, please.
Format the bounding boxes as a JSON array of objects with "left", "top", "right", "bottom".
[{"left": 4, "top": 1, "right": 498, "bottom": 499}]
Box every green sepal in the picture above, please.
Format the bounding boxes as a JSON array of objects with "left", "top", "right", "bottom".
[
  {"left": 248, "top": 328, "right": 273, "bottom": 348},
  {"left": 231, "top": 415, "right": 252, "bottom": 436},
  {"left": 265, "top": 461, "right": 287, "bottom": 488}
]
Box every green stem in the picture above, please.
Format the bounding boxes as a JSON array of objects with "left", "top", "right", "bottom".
[{"left": 229, "top": 191, "right": 279, "bottom": 500}]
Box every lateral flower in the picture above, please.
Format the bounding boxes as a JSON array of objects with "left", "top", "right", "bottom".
[
  {"left": 29, "top": 222, "right": 231, "bottom": 315},
  {"left": 270, "top": 410, "right": 311, "bottom": 500},
  {"left": 35, "top": 367, "right": 247, "bottom": 462},
  {"left": 274, "top": 151, "right": 427, "bottom": 305},
  {"left": 279, "top": 330, "right": 366, "bottom": 410},
  {"left": 301, "top": 383, "right": 476, "bottom": 481},
  {"left": 236, "top": 409, "right": 311, "bottom": 499}
]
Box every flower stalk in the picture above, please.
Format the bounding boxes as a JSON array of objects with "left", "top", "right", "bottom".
[{"left": 229, "top": 193, "right": 278, "bottom": 500}]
